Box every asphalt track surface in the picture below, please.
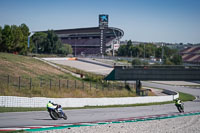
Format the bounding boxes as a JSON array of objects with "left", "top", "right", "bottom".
[
  {"left": 0, "top": 82, "right": 200, "bottom": 129},
  {"left": 0, "top": 100, "right": 200, "bottom": 128},
  {"left": 1, "top": 58, "right": 200, "bottom": 129}
]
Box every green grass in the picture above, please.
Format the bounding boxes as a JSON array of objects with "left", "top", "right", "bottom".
[
  {"left": 178, "top": 92, "right": 196, "bottom": 101},
  {"left": 0, "top": 52, "right": 71, "bottom": 79}
]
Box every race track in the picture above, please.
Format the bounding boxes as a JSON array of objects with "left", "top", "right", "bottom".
[
  {"left": 0, "top": 100, "right": 200, "bottom": 129},
  {"left": 0, "top": 58, "right": 200, "bottom": 131}
]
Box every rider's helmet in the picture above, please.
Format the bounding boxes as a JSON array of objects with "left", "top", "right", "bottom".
[{"left": 175, "top": 98, "right": 178, "bottom": 102}]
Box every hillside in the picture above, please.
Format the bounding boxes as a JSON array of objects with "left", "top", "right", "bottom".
[
  {"left": 0, "top": 53, "right": 138, "bottom": 98},
  {"left": 0, "top": 52, "right": 69, "bottom": 79}
]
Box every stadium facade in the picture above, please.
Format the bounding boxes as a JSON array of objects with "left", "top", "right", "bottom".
[
  {"left": 53, "top": 26, "right": 124, "bottom": 56},
  {"left": 36, "top": 15, "right": 123, "bottom": 56}
]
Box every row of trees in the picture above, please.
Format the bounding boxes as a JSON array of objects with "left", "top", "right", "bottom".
[
  {"left": 118, "top": 40, "right": 182, "bottom": 65},
  {"left": 0, "top": 24, "right": 73, "bottom": 55},
  {"left": 118, "top": 40, "right": 178, "bottom": 58},
  {"left": 31, "top": 30, "right": 72, "bottom": 55},
  {"left": 0, "top": 24, "right": 30, "bottom": 55}
]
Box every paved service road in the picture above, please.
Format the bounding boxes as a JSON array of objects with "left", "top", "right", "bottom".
[{"left": 47, "top": 59, "right": 113, "bottom": 75}]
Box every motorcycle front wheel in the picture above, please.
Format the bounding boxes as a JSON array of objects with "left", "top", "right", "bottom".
[
  {"left": 63, "top": 113, "right": 67, "bottom": 120},
  {"left": 50, "top": 110, "right": 59, "bottom": 120}
]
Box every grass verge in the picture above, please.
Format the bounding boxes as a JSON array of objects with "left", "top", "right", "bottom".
[{"left": 178, "top": 92, "right": 196, "bottom": 101}]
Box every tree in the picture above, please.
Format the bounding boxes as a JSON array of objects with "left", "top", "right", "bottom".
[
  {"left": 171, "top": 54, "right": 182, "bottom": 65},
  {"left": 1, "top": 25, "right": 12, "bottom": 52},
  {"left": 20, "top": 23, "right": 30, "bottom": 37},
  {"left": 132, "top": 58, "right": 143, "bottom": 65},
  {"left": 0, "top": 24, "right": 30, "bottom": 55},
  {"left": 163, "top": 58, "right": 174, "bottom": 65},
  {"left": 19, "top": 23, "right": 30, "bottom": 55},
  {"left": 126, "top": 40, "right": 132, "bottom": 56},
  {"left": 132, "top": 58, "right": 148, "bottom": 65},
  {"left": 117, "top": 45, "right": 127, "bottom": 56},
  {"left": 0, "top": 26, "right": 2, "bottom": 50},
  {"left": 57, "top": 44, "right": 73, "bottom": 55},
  {"left": 11, "top": 25, "right": 24, "bottom": 53},
  {"left": 155, "top": 47, "right": 162, "bottom": 58},
  {"left": 129, "top": 46, "right": 137, "bottom": 57},
  {"left": 145, "top": 44, "right": 156, "bottom": 58},
  {"left": 45, "top": 30, "right": 62, "bottom": 54},
  {"left": 31, "top": 30, "right": 63, "bottom": 54},
  {"left": 32, "top": 32, "right": 47, "bottom": 53}
]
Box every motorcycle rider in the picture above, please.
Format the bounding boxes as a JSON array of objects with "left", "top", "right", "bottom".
[
  {"left": 47, "top": 101, "right": 57, "bottom": 110},
  {"left": 175, "top": 98, "right": 181, "bottom": 106},
  {"left": 46, "top": 101, "right": 65, "bottom": 117},
  {"left": 175, "top": 98, "right": 184, "bottom": 112}
]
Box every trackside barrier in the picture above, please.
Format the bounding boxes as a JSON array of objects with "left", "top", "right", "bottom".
[
  {"left": 0, "top": 92, "right": 178, "bottom": 107},
  {"left": 42, "top": 57, "right": 77, "bottom": 61}
]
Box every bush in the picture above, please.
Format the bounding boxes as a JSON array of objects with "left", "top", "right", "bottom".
[
  {"left": 57, "top": 44, "right": 73, "bottom": 56},
  {"left": 132, "top": 58, "right": 149, "bottom": 65}
]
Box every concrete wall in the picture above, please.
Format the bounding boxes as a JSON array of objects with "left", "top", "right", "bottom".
[{"left": 0, "top": 93, "right": 178, "bottom": 107}]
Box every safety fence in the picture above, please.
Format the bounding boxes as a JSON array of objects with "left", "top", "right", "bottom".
[
  {"left": 0, "top": 93, "right": 179, "bottom": 107},
  {"left": 0, "top": 75, "right": 137, "bottom": 98},
  {"left": 0, "top": 75, "right": 133, "bottom": 90}
]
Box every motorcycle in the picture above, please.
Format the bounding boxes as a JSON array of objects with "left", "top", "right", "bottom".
[
  {"left": 175, "top": 103, "right": 184, "bottom": 113},
  {"left": 47, "top": 105, "right": 67, "bottom": 120}
]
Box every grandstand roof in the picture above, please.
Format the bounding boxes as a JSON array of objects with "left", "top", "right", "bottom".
[{"left": 53, "top": 27, "right": 124, "bottom": 38}]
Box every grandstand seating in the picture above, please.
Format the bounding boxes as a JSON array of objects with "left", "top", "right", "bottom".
[
  {"left": 61, "top": 37, "right": 116, "bottom": 55},
  {"left": 52, "top": 27, "right": 124, "bottom": 55},
  {"left": 181, "top": 46, "right": 200, "bottom": 63}
]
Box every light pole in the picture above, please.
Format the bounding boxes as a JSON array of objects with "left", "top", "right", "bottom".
[
  {"left": 75, "top": 34, "right": 77, "bottom": 57},
  {"left": 162, "top": 43, "right": 164, "bottom": 62},
  {"left": 144, "top": 44, "right": 145, "bottom": 59},
  {"left": 36, "top": 40, "right": 38, "bottom": 54}
]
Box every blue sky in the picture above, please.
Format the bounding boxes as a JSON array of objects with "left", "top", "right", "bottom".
[{"left": 0, "top": 0, "right": 200, "bottom": 43}]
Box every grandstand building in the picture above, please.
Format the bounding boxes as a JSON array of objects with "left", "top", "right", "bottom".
[
  {"left": 53, "top": 27, "right": 124, "bottom": 56},
  {"left": 180, "top": 46, "right": 200, "bottom": 64}
]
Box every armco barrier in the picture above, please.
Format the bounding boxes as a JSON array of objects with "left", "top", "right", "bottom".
[{"left": 0, "top": 92, "right": 178, "bottom": 107}]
